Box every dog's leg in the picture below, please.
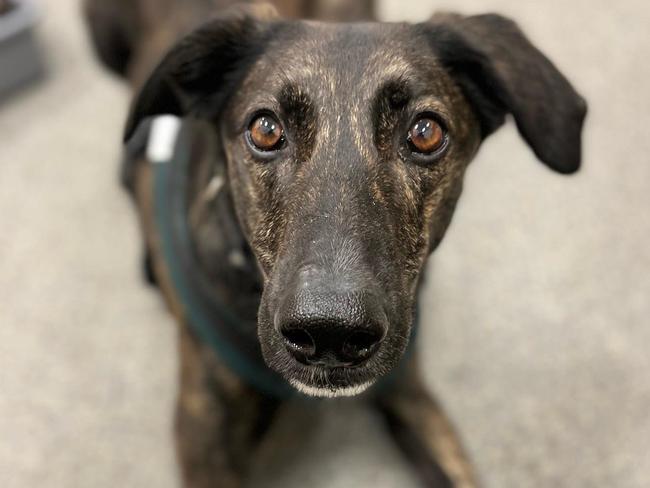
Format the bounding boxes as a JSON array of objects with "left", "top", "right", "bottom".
[
  {"left": 373, "top": 356, "right": 478, "bottom": 488},
  {"left": 175, "top": 323, "right": 280, "bottom": 488}
]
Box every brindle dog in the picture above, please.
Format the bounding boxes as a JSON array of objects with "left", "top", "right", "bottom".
[{"left": 84, "top": 1, "right": 586, "bottom": 487}]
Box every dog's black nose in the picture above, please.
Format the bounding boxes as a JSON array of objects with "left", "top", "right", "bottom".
[{"left": 277, "top": 291, "right": 387, "bottom": 367}]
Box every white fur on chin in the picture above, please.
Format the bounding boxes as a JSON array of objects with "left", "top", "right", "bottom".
[{"left": 289, "top": 379, "right": 374, "bottom": 398}]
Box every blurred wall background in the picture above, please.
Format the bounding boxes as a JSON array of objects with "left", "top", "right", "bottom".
[{"left": 0, "top": 0, "right": 648, "bottom": 487}]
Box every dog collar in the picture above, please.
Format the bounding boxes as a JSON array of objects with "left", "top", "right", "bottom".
[{"left": 133, "top": 116, "right": 295, "bottom": 398}]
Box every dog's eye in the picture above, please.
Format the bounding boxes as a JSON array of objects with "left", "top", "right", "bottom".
[
  {"left": 407, "top": 116, "right": 446, "bottom": 155},
  {"left": 247, "top": 114, "right": 285, "bottom": 152}
]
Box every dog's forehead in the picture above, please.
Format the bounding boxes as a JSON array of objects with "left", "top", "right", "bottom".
[
  {"left": 225, "top": 21, "right": 472, "bottom": 146},
  {"left": 245, "top": 22, "right": 434, "bottom": 97}
]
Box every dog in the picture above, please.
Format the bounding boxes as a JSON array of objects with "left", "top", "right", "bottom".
[{"left": 84, "top": 1, "right": 586, "bottom": 486}]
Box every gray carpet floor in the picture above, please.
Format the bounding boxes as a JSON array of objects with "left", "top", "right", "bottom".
[{"left": 1, "top": 0, "right": 649, "bottom": 487}]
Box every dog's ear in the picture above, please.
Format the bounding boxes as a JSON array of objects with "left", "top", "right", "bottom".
[
  {"left": 123, "top": 4, "right": 280, "bottom": 142},
  {"left": 423, "top": 13, "right": 587, "bottom": 173}
]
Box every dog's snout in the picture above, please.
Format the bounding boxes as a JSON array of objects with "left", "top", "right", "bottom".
[{"left": 277, "top": 290, "right": 387, "bottom": 368}]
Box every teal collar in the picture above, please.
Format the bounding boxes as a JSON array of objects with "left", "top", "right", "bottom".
[{"left": 146, "top": 116, "right": 294, "bottom": 399}]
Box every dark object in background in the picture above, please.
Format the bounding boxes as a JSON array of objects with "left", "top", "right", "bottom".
[
  {"left": 0, "top": 0, "right": 45, "bottom": 101},
  {"left": 1, "top": 0, "right": 15, "bottom": 15}
]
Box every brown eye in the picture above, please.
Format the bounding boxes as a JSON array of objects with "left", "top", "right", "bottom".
[
  {"left": 248, "top": 114, "right": 284, "bottom": 152},
  {"left": 407, "top": 116, "right": 446, "bottom": 155}
]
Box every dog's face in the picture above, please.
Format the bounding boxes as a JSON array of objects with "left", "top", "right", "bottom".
[
  {"left": 221, "top": 23, "right": 484, "bottom": 397},
  {"left": 125, "top": 5, "right": 585, "bottom": 397}
]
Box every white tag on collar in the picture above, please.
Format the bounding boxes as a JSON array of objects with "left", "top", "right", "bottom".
[{"left": 146, "top": 115, "right": 182, "bottom": 163}]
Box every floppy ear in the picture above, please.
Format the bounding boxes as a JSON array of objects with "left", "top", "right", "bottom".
[
  {"left": 423, "top": 13, "right": 587, "bottom": 173},
  {"left": 123, "top": 4, "right": 279, "bottom": 142}
]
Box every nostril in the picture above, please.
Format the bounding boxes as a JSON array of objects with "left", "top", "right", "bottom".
[
  {"left": 281, "top": 328, "right": 316, "bottom": 357},
  {"left": 342, "top": 330, "right": 383, "bottom": 363}
]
